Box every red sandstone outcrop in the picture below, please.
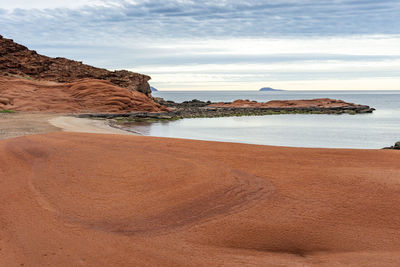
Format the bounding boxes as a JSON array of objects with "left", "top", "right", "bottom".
[
  {"left": 0, "top": 76, "right": 167, "bottom": 113},
  {"left": 0, "top": 35, "right": 151, "bottom": 95},
  {"left": 209, "top": 98, "right": 368, "bottom": 109}
]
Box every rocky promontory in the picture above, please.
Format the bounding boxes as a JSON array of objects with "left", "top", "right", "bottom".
[
  {"left": 79, "top": 97, "right": 375, "bottom": 122},
  {"left": 209, "top": 98, "right": 371, "bottom": 109},
  {"left": 0, "top": 34, "right": 170, "bottom": 113},
  {"left": 0, "top": 35, "right": 151, "bottom": 95}
]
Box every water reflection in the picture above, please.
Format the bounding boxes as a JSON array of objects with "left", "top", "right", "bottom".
[{"left": 125, "top": 91, "right": 400, "bottom": 149}]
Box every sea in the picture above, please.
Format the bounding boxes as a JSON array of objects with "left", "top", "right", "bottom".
[{"left": 126, "top": 90, "right": 400, "bottom": 149}]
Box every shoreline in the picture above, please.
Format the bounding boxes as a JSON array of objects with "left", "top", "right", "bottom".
[
  {"left": 0, "top": 113, "right": 137, "bottom": 141},
  {"left": 2, "top": 113, "right": 398, "bottom": 150},
  {"left": 78, "top": 105, "right": 375, "bottom": 122},
  {"left": 77, "top": 98, "right": 375, "bottom": 123},
  {"left": 48, "top": 116, "right": 138, "bottom": 135}
]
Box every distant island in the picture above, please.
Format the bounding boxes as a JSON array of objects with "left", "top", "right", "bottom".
[
  {"left": 259, "top": 87, "right": 284, "bottom": 92},
  {"left": 150, "top": 86, "right": 158, "bottom": 92}
]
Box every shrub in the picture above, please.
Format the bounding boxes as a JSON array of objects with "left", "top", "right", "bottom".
[{"left": 0, "top": 109, "right": 15, "bottom": 113}]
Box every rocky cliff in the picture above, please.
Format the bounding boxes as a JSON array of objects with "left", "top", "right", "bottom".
[{"left": 0, "top": 35, "right": 151, "bottom": 95}]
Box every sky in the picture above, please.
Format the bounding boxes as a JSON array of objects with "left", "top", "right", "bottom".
[{"left": 1, "top": 0, "right": 399, "bottom": 90}]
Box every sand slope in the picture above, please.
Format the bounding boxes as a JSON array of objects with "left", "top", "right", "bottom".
[{"left": 1, "top": 132, "right": 400, "bottom": 266}]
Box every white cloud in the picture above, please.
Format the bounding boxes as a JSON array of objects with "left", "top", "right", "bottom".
[
  {"left": 128, "top": 36, "right": 400, "bottom": 90},
  {"left": 1, "top": 0, "right": 400, "bottom": 90},
  {"left": 149, "top": 76, "right": 400, "bottom": 91},
  {"left": 135, "top": 59, "right": 400, "bottom": 74},
  {"left": 0, "top": 0, "right": 113, "bottom": 9}
]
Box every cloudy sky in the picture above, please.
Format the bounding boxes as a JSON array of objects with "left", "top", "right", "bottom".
[{"left": 1, "top": 0, "right": 399, "bottom": 90}]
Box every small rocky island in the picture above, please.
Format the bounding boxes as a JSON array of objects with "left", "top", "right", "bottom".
[
  {"left": 79, "top": 98, "right": 375, "bottom": 122},
  {"left": 259, "top": 87, "right": 284, "bottom": 91}
]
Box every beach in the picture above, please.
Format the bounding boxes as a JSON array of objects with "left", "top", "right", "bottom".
[
  {"left": 1, "top": 130, "right": 400, "bottom": 266},
  {"left": 1, "top": 30, "right": 400, "bottom": 266},
  {"left": 0, "top": 113, "right": 134, "bottom": 140}
]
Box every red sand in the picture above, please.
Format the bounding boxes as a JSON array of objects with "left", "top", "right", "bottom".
[
  {"left": 209, "top": 98, "right": 366, "bottom": 109},
  {"left": 0, "top": 76, "right": 166, "bottom": 113},
  {"left": 1, "top": 132, "right": 400, "bottom": 266}
]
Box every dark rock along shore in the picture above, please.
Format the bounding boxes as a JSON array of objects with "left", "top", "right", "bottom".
[
  {"left": 384, "top": 142, "right": 400, "bottom": 150},
  {"left": 78, "top": 98, "right": 375, "bottom": 121}
]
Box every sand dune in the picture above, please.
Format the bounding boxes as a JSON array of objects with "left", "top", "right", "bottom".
[{"left": 1, "top": 132, "right": 400, "bottom": 266}]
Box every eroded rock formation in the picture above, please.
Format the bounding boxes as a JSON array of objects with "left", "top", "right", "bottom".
[
  {"left": 0, "top": 35, "right": 151, "bottom": 95},
  {"left": 0, "top": 76, "right": 167, "bottom": 113}
]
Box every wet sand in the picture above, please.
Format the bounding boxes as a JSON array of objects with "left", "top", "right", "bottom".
[
  {"left": 0, "top": 113, "right": 60, "bottom": 140},
  {"left": 1, "top": 132, "right": 400, "bottom": 266},
  {"left": 0, "top": 113, "right": 134, "bottom": 140},
  {"left": 49, "top": 116, "right": 134, "bottom": 135}
]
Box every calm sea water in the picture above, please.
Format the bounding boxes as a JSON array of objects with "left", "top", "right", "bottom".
[{"left": 128, "top": 90, "right": 400, "bottom": 149}]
